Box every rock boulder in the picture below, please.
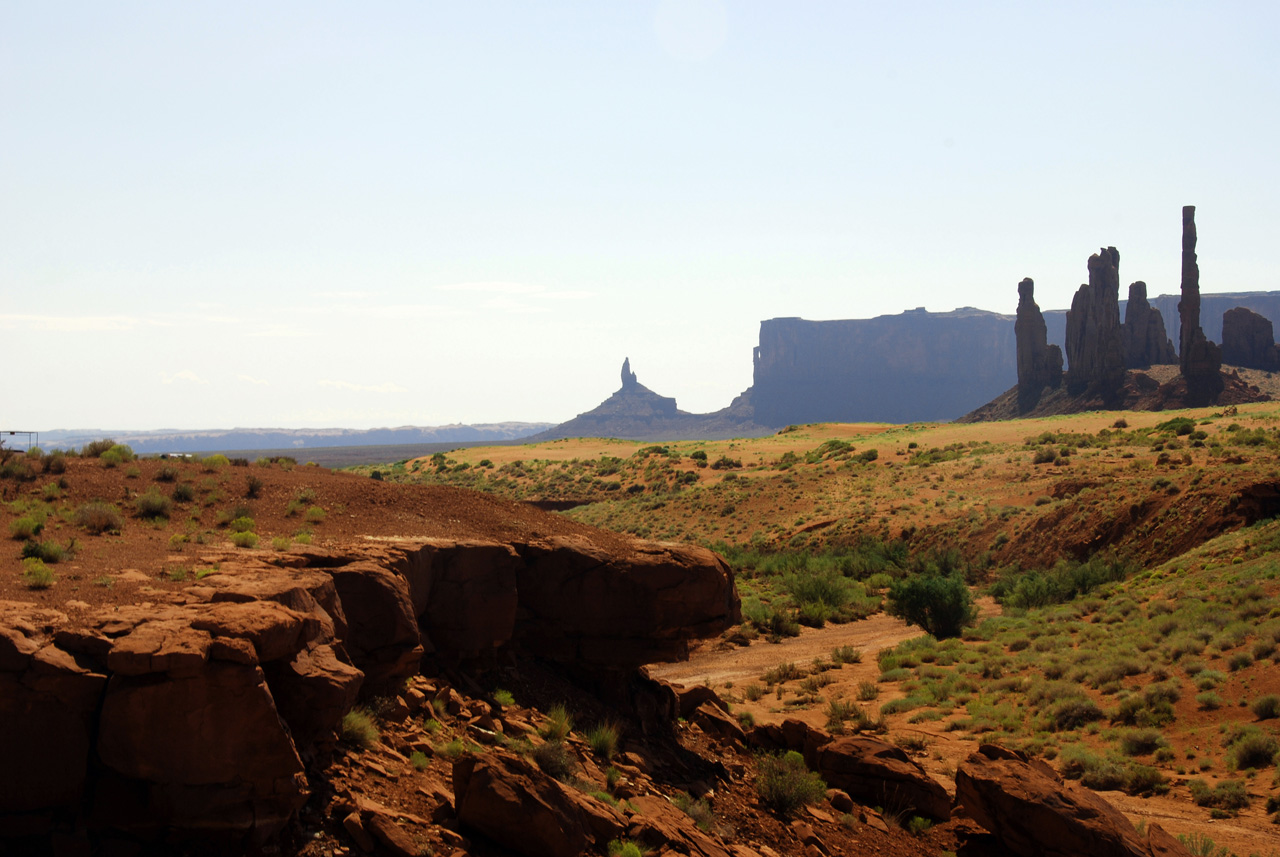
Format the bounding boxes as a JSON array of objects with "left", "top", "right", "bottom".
[{"left": 809, "top": 736, "right": 950, "bottom": 821}]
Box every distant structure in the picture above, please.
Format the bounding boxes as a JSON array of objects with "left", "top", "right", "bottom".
[
  {"left": 1064, "top": 247, "right": 1126, "bottom": 398},
  {"left": 621, "top": 357, "right": 638, "bottom": 389},
  {"left": 1178, "top": 206, "right": 1224, "bottom": 405},
  {"left": 1221, "top": 307, "right": 1280, "bottom": 370},
  {"left": 1121, "top": 281, "right": 1177, "bottom": 368},
  {"left": 1014, "top": 278, "right": 1063, "bottom": 413}
]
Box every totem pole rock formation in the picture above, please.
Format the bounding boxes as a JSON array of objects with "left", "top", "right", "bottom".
[
  {"left": 1121, "top": 281, "right": 1177, "bottom": 368},
  {"left": 1064, "top": 247, "right": 1126, "bottom": 398},
  {"left": 1221, "top": 307, "right": 1280, "bottom": 370},
  {"left": 1014, "top": 278, "right": 1063, "bottom": 412},
  {"left": 1178, "top": 206, "right": 1224, "bottom": 405},
  {"left": 621, "top": 357, "right": 638, "bottom": 389}
]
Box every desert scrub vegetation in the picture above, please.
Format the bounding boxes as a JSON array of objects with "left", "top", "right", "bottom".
[
  {"left": 341, "top": 707, "right": 380, "bottom": 748},
  {"left": 886, "top": 573, "right": 975, "bottom": 638},
  {"left": 20, "top": 557, "right": 55, "bottom": 589},
  {"left": 75, "top": 502, "right": 123, "bottom": 534},
  {"left": 756, "top": 750, "right": 827, "bottom": 816}
]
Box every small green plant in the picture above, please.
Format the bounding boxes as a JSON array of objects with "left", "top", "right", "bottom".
[
  {"left": 1175, "top": 832, "right": 1230, "bottom": 857},
  {"left": 341, "top": 707, "right": 380, "bottom": 748},
  {"left": 167, "top": 566, "right": 189, "bottom": 582},
  {"left": 171, "top": 482, "right": 195, "bottom": 503},
  {"left": 20, "top": 557, "right": 55, "bottom": 589},
  {"left": 409, "top": 750, "right": 430, "bottom": 770},
  {"left": 228, "top": 516, "right": 256, "bottom": 533},
  {"left": 305, "top": 506, "right": 326, "bottom": 524},
  {"left": 856, "top": 680, "right": 880, "bottom": 701},
  {"left": 831, "top": 645, "right": 862, "bottom": 665},
  {"left": 1188, "top": 778, "right": 1249, "bottom": 810},
  {"left": 493, "top": 688, "right": 515, "bottom": 707},
  {"left": 540, "top": 704, "right": 574, "bottom": 742},
  {"left": 587, "top": 721, "right": 620, "bottom": 760},
  {"left": 756, "top": 750, "right": 827, "bottom": 816},
  {"left": 744, "top": 683, "right": 765, "bottom": 701},
  {"left": 271, "top": 536, "right": 291, "bottom": 550},
  {"left": 9, "top": 516, "right": 42, "bottom": 540},
  {"left": 229, "top": 531, "right": 259, "bottom": 549},
  {"left": 530, "top": 739, "right": 575, "bottom": 780},
  {"left": 607, "top": 840, "right": 643, "bottom": 857},
  {"left": 672, "top": 791, "right": 715, "bottom": 832}
]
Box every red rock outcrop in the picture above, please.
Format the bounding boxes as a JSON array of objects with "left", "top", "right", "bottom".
[
  {"left": 1122, "top": 281, "right": 1177, "bottom": 368},
  {"left": 1065, "top": 247, "right": 1127, "bottom": 398},
  {"left": 452, "top": 751, "right": 625, "bottom": 857},
  {"left": 1221, "top": 306, "right": 1280, "bottom": 369},
  {"left": 1015, "top": 277, "right": 1064, "bottom": 412},
  {"left": 1178, "top": 205, "right": 1225, "bottom": 405},
  {"left": 955, "top": 744, "right": 1181, "bottom": 857},
  {"left": 809, "top": 736, "right": 951, "bottom": 821}
]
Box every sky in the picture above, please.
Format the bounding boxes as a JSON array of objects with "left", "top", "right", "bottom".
[{"left": 3, "top": 1, "right": 1279, "bottom": 430}]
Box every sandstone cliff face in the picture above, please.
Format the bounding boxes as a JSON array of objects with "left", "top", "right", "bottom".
[
  {"left": 0, "top": 535, "right": 739, "bottom": 846},
  {"left": 1121, "top": 281, "right": 1177, "bottom": 368},
  {"left": 750, "top": 308, "right": 1017, "bottom": 426},
  {"left": 1064, "top": 248, "right": 1126, "bottom": 398},
  {"left": 1221, "top": 306, "right": 1280, "bottom": 370},
  {"left": 1178, "top": 206, "right": 1225, "bottom": 405},
  {"left": 1014, "top": 278, "right": 1063, "bottom": 413}
]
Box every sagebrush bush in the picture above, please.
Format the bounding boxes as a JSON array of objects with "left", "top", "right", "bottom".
[
  {"left": 1251, "top": 694, "right": 1280, "bottom": 720},
  {"left": 9, "top": 516, "right": 42, "bottom": 540},
  {"left": 134, "top": 490, "right": 172, "bottom": 520},
  {"left": 531, "top": 739, "right": 576, "bottom": 780},
  {"left": 21, "top": 539, "right": 71, "bottom": 564},
  {"left": 82, "top": 439, "right": 116, "bottom": 458},
  {"left": 20, "top": 557, "right": 55, "bottom": 589},
  {"left": 171, "top": 482, "right": 195, "bottom": 503},
  {"left": 229, "top": 531, "right": 259, "bottom": 548},
  {"left": 1189, "top": 778, "right": 1249, "bottom": 810},
  {"left": 756, "top": 750, "right": 826, "bottom": 816},
  {"left": 76, "top": 502, "right": 123, "bottom": 534}
]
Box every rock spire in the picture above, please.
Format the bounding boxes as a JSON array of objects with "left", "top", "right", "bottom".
[
  {"left": 1014, "top": 278, "right": 1063, "bottom": 412},
  {"left": 621, "top": 357, "right": 638, "bottom": 389},
  {"left": 1064, "top": 247, "right": 1126, "bottom": 398},
  {"left": 1178, "top": 206, "right": 1224, "bottom": 405},
  {"left": 1121, "top": 281, "right": 1177, "bottom": 368}
]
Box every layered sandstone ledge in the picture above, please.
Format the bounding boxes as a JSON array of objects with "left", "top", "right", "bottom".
[{"left": 0, "top": 536, "right": 739, "bottom": 844}]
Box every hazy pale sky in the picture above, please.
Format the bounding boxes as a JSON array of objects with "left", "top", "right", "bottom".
[{"left": 3, "top": 1, "right": 1278, "bottom": 430}]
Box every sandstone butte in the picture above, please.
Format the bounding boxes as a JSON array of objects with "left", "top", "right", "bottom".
[{"left": 0, "top": 456, "right": 1205, "bottom": 857}]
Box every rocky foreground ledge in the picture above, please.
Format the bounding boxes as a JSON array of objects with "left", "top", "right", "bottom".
[{"left": 0, "top": 535, "right": 739, "bottom": 847}]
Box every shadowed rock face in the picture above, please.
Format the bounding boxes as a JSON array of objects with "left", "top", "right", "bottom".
[
  {"left": 1179, "top": 206, "right": 1224, "bottom": 405},
  {"left": 1122, "top": 281, "right": 1177, "bottom": 369},
  {"left": 1064, "top": 247, "right": 1126, "bottom": 398},
  {"left": 1221, "top": 306, "right": 1280, "bottom": 370},
  {"left": 1014, "top": 278, "right": 1063, "bottom": 413}
]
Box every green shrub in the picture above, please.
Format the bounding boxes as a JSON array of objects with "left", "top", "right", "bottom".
[
  {"left": 76, "top": 502, "right": 123, "bottom": 534},
  {"left": 1118, "top": 729, "right": 1167, "bottom": 756},
  {"left": 1050, "top": 698, "right": 1104, "bottom": 731},
  {"left": 305, "top": 506, "right": 326, "bottom": 524},
  {"left": 203, "top": 454, "right": 230, "bottom": 470},
  {"left": 155, "top": 466, "right": 179, "bottom": 482},
  {"left": 341, "top": 707, "right": 379, "bottom": 748},
  {"left": 540, "top": 704, "right": 574, "bottom": 742},
  {"left": 831, "top": 645, "right": 862, "bottom": 665},
  {"left": 1251, "top": 694, "right": 1280, "bottom": 720},
  {"left": 1225, "top": 726, "right": 1278, "bottom": 769},
  {"left": 20, "top": 557, "right": 55, "bottom": 589},
  {"left": 756, "top": 751, "right": 827, "bottom": 816},
  {"left": 409, "top": 750, "right": 430, "bottom": 770},
  {"left": 672, "top": 791, "right": 716, "bottom": 832},
  {"left": 134, "top": 489, "right": 172, "bottom": 520},
  {"left": 887, "top": 574, "right": 975, "bottom": 639},
  {"left": 1176, "top": 832, "right": 1230, "bottom": 857},
  {"left": 82, "top": 439, "right": 116, "bottom": 458},
  {"left": 229, "top": 531, "right": 259, "bottom": 549},
  {"left": 607, "top": 840, "right": 643, "bottom": 857},
  {"left": 587, "top": 721, "right": 620, "bottom": 760},
  {"left": 9, "top": 516, "right": 42, "bottom": 540},
  {"left": 171, "top": 483, "right": 195, "bottom": 503},
  {"left": 856, "top": 681, "right": 880, "bottom": 701},
  {"left": 271, "top": 536, "right": 291, "bottom": 551},
  {"left": 492, "top": 688, "right": 515, "bottom": 707},
  {"left": 21, "top": 539, "right": 71, "bottom": 564},
  {"left": 228, "top": 516, "right": 256, "bottom": 533},
  {"left": 1188, "top": 778, "right": 1248, "bottom": 810},
  {"left": 531, "top": 739, "right": 576, "bottom": 780}
]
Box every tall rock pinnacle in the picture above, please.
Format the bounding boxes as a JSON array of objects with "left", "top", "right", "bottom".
[
  {"left": 1064, "top": 247, "right": 1126, "bottom": 398},
  {"left": 1122, "top": 281, "right": 1177, "bottom": 368},
  {"left": 621, "top": 357, "right": 638, "bottom": 389},
  {"left": 1177, "top": 206, "right": 1224, "bottom": 405},
  {"left": 1014, "top": 278, "right": 1063, "bottom": 412}
]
